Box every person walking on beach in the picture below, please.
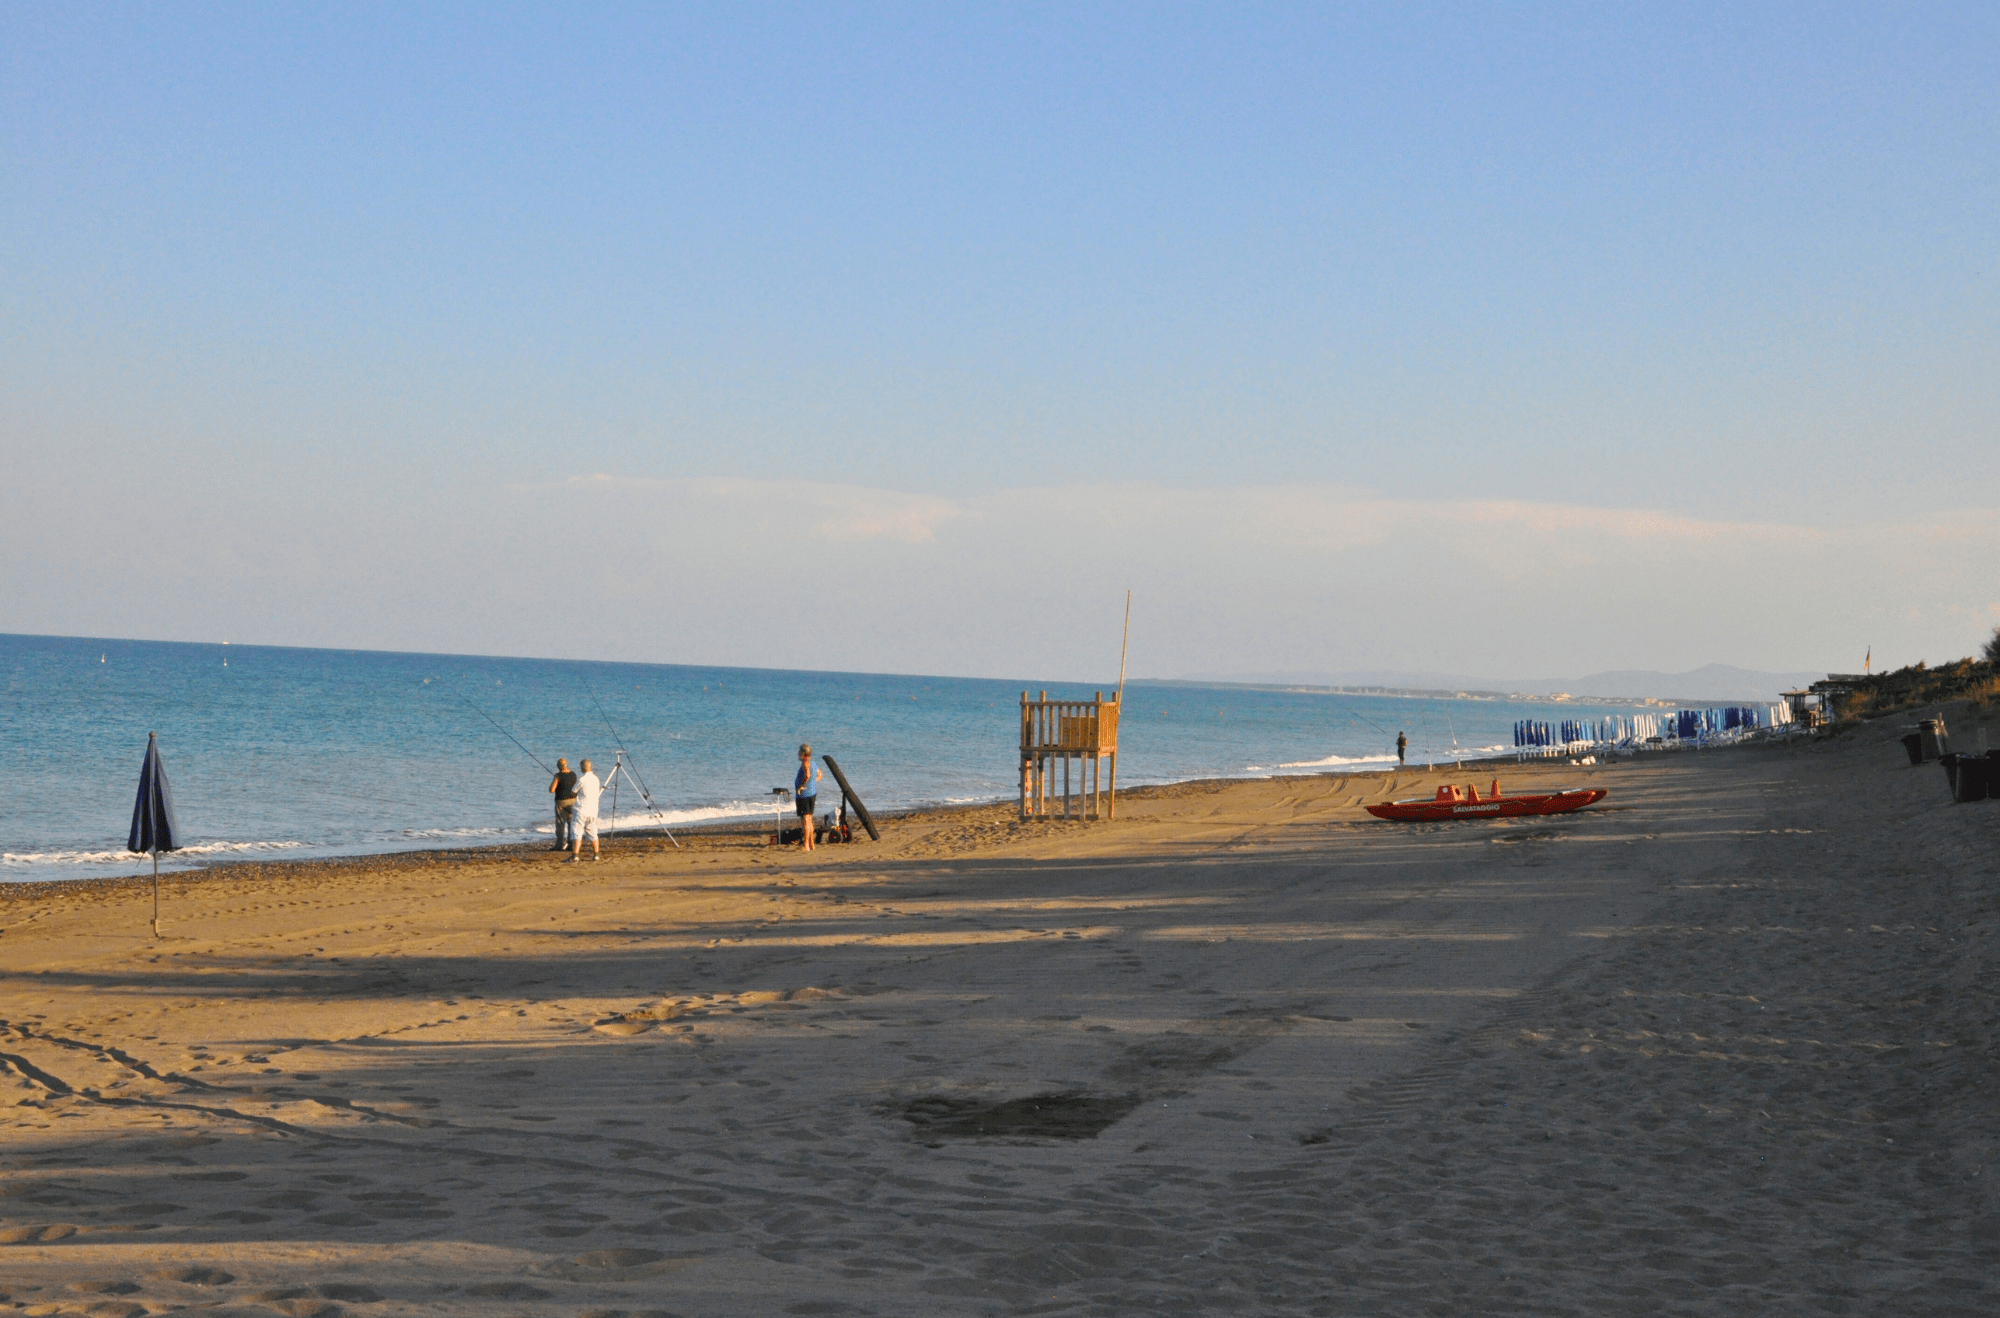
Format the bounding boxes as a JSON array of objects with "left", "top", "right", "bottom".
[
  {"left": 794, "top": 744, "right": 823, "bottom": 851},
  {"left": 1396, "top": 731, "right": 1407, "bottom": 766},
  {"left": 549, "top": 758, "right": 578, "bottom": 851},
  {"left": 570, "top": 758, "right": 603, "bottom": 862}
]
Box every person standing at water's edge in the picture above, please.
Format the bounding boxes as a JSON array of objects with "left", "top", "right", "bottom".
[
  {"left": 549, "top": 758, "right": 578, "bottom": 852},
  {"left": 1396, "top": 731, "right": 1407, "bottom": 766},
  {"left": 795, "top": 744, "right": 823, "bottom": 851},
  {"left": 570, "top": 758, "right": 603, "bottom": 862}
]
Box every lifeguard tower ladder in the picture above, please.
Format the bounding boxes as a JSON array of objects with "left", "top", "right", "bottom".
[{"left": 1020, "top": 690, "right": 1119, "bottom": 820}]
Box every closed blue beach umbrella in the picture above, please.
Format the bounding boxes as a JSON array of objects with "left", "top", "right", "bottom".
[{"left": 128, "top": 731, "right": 182, "bottom": 937}]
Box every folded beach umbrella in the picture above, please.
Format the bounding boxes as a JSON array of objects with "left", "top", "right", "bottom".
[{"left": 128, "top": 731, "right": 182, "bottom": 937}]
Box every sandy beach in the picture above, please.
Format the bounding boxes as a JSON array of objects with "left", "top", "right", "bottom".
[{"left": 2, "top": 711, "right": 1995, "bottom": 1316}]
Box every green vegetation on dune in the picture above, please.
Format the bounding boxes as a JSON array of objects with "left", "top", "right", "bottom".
[{"left": 1837, "top": 628, "right": 2000, "bottom": 721}]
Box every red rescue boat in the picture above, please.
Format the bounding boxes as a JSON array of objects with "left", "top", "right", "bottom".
[{"left": 1365, "top": 778, "right": 1606, "bottom": 822}]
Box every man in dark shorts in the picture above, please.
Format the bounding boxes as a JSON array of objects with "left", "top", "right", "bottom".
[
  {"left": 1396, "top": 732, "right": 1407, "bottom": 766},
  {"left": 549, "top": 758, "right": 578, "bottom": 852},
  {"left": 794, "top": 743, "right": 823, "bottom": 851}
]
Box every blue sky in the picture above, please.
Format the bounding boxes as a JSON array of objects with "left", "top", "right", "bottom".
[{"left": 4, "top": 4, "right": 1996, "bottom": 679}]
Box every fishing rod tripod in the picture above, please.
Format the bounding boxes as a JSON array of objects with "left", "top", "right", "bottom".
[
  {"left": 599, "top": 749, "right": 680, "bottom": 848},
  {"left": 583, "top": 687, "right": 682, "bottom": 849}
]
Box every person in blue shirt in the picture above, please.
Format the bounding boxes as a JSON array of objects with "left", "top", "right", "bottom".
[{"left": 794, "top": 743, "right": 823, "bottom": 850}]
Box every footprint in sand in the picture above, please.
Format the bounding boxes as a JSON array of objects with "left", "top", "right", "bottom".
[
  {"left": 0, "top": 1223, "right": 76, "bottom": 1243},
  {"left": 314, "top": 1283, "right": 383, "bottom": 1301},
  {"left": 152, "top": 1265, "right": 235, "bottom": 1285},
  {"left": 463, "top": 1281, "right": 553, "bottom": 1299},
  {"left": 348, "top": 1192, "right": 450, "bottom": 1221},
  {"left": 264, "top": 1301, "right": 343, "bottom": 1318},
  {"left": 110, "top": 1200, "right": 185, "bottom": 1219},
  {"left": 66, "top": 1281, "right": 142, "bottom": 1295}
]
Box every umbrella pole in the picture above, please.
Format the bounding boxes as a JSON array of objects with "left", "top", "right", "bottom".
[{"left": 152, "top": 849, "right": 160, "bottom": 939}]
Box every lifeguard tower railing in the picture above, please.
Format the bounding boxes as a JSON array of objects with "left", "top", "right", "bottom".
[{"left": 1020, "top": 690, "right": 1119, "bottom": 820}]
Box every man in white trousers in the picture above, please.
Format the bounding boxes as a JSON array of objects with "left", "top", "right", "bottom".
[{"left": 570, "top": 758, "right": 604, "bottom": 862}]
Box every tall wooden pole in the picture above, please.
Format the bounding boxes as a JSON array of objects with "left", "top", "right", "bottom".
[
  {"left": 1019, "top": 692, "right": 1029, "bottom": 820},
  {"left": 1117, "top": 590, "right": 1131, "bottom": 702}
]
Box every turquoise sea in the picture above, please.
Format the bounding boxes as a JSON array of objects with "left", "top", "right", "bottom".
[{"left": 1, "top": 633, "right": 1645, "bottom": 883}]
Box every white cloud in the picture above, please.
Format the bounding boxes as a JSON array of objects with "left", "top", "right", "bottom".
[
  {"left": 3, "top": 475, "right": 1995, "bottom": 680},
  {"left": 549, "top": 474, "right": 966, "bottom": 544}
]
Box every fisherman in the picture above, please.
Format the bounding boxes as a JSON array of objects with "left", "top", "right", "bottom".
[
  {"left": 570, "top": 758, "right": 603, "bottom": 862},
  {"left": 794, "top": 744, "right": 823, "bottom": 851},
  {"left": 1396, "top": 731, "right": 1407, "bottom": 766},
  {"left": 548, "top": 757, "right": 578, "bottom": 851}
]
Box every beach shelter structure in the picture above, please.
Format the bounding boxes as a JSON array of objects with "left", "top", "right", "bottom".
[{"left": 127, "top": 731, "right": 182, "bottom": 938}]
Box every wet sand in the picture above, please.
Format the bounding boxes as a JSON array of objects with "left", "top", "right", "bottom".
[{"left": 2, "top": 713, "right": 1995, "bottom": 1316}]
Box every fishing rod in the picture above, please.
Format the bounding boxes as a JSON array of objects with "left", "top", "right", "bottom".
[
  {"left": 1339, "top": 710, "right": 1398, "bottom": 761},
  {"left": 459, "top": 693, "right": 552, "bottom": 775},
  {"left": 1342, "top": 703, "right": 1398, "bottom": 739},
  {"left": 585, "top": 687, "right": 679, "bottom": 848},
  {"left": 1337, "top": 699, "right": 1407, "bottom": 766}
]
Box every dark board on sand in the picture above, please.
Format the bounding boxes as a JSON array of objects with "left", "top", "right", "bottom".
[{"left": 822, "top": 755, "right": 880, "bottom": 841}]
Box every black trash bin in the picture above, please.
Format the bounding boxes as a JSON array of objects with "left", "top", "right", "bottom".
[
  {"left": 1951, "top": 754, "right": 1990, "bottom": 803},
  {"left": 1901, "top": 733, "right": 1925, "bottom": 766}
]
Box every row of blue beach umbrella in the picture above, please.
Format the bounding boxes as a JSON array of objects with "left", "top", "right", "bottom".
[{"left": 1513, "top": 704, "right": 1793, "bottom": 748}]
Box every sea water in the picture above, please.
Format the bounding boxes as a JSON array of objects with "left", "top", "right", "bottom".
[{"left": 0, "top": 633, "right": 1640, "bottom": 883}]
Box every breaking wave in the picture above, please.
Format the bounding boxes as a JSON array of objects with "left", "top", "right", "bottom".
[
  {"left": 601, "top": 800, "right": 784, "bottom": 831},
  {"left": 1, "top": 839, "right": 309, "bottom": 867},
  {"left": 403, "top": 825, "right": 534, "bottom": 840},
  {"left": 1271, "top": 752, "right": 1400, "bottom": 769}
]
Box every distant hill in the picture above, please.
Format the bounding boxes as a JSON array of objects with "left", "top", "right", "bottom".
[{"left": 1175, "top": 663, "right": 1827, "bottom": 702}]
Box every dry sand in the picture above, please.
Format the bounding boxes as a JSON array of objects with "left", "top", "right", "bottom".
[{"left": 1, "top": 712, "right": 1995, "bottom": 1316}]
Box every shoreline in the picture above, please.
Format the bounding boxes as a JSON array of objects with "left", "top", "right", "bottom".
[
  {"left": 0, "top": 752, "right": 1586, "bottom": 902},
  {"left": 0, "top": 773, "right": 1299, "bottom": 905},
  {"left": 3, "top": 726, "right": 1808, "bottom": 896}
]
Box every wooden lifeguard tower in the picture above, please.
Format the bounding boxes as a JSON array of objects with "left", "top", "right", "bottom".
[{"left": 1020, "top": 690, "right": 1119, "bottom": 820}]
